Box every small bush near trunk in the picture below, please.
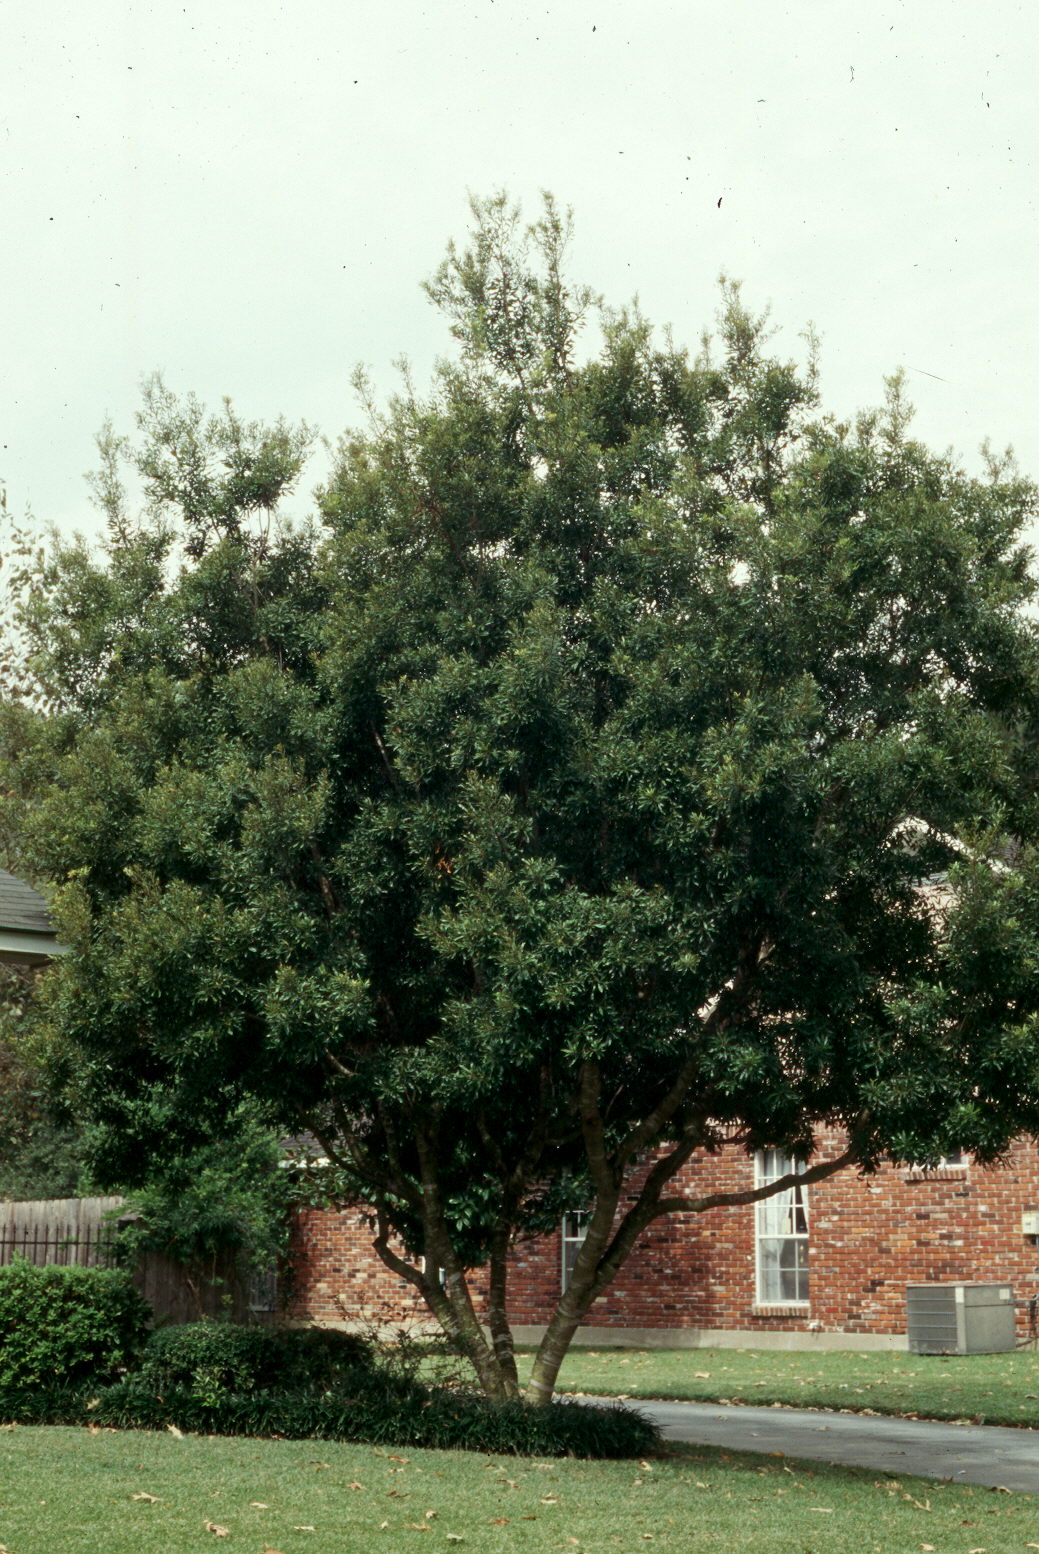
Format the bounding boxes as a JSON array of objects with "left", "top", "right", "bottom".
[{"left": 137, "top": 1321, "right": 371, "bottom": 1401}]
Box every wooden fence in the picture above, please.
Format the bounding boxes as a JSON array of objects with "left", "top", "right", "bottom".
[
  {"left": 0, "top": 1197, "right": 276, "bottom": 1325},
  {"left": 0, "top": 1196, "right": 123, "bottom": 1267}
]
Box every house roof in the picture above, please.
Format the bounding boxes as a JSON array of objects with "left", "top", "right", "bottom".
[{"left": 0, "top": 869, "right": 66, "bottom": 966}]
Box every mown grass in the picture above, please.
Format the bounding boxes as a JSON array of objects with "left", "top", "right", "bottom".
[
  {"left": 551, "top": 1345, "right": 1039, "bottom": 1425},
  {"left": 1, "top": 1422, "right": 1036, "bottom": 1554}
]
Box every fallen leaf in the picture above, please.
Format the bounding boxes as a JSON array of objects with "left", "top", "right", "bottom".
[
  {"left": 388, "top": 1454, "right": 410, "bottom": 1463},
  {"left": 694, "top": 1371, "right": 711, "bottom": 1379},
  {"left": 991, "top": 1485, "right": 1012, "bottom": 1494},
  {"left": 131, "top": 1491, "right": 162, "bottom": 1503},
  {"left": 405, "top": 1522, "right": 429, "bottom": 1532},
  {"left": 379, "top": 1521, "right": 390, "bottom": 1529},
  {"left": 639, "top": 1460, "right": 654, "bottom": 1472},
  {"left": 810, "top": 1507, "right": 833, "bottom": 1514},
  {"left": 540, "top": 1496, "right": 559, "bottom": 1504},
  {"left": 167, "top": 1423, "right": 184, "bottom": 1439},
  {"left": 489, "top": 1517, "right": 508, "bottom": 1526},
  {"left": 250, "top": 1501, "right": 270, "bottom": 1508},
  {"left": 920, "top": 1545, "right": 935, "bottom": 1551},
  {"left": 204, "top": 1522, "right": 230, "bottom": 1538},
  {"left": 348, "top": 1482, "right": 365, "bottom": 1491},
  {"left": 424, "top": 1509, "right": 437, "bottom": 1520},
  {"left": 292, "top": 1527, "right": 316, "bottom": 1533},
  {"left": 310, "top": 1461, "right": 331, "bottom": 1470}
]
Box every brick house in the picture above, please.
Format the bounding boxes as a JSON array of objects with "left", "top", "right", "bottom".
[{"left": 285, "top": 1131, "right": 1039, "bottom": 1349}]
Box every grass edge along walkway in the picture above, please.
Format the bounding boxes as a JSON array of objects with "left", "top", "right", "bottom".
[
  {"left": 547, "top": 1344, "right": 1039, "bottom": 1428},
  {"left": 1, "top": 1424, "right": 1037, "bottom": 1554}
]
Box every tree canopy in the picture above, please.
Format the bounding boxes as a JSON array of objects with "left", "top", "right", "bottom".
[{"left": 8, "top": 193, "right": 1039, "bottom": 1401}]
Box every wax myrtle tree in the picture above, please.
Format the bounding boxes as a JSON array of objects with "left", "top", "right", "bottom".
[{"left": 8, "top": 194, "right": 1039, "bottom": 1404}]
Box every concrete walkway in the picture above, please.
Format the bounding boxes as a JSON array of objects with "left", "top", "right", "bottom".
[{"left": 625, "top": 1398, "right": 1039, "bottom": 1493}]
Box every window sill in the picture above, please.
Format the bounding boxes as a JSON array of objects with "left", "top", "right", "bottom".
[
  {"left": 903, "top": 1165, "right": 969, "bottom": 1182},
  {"left": 752, "top": 1302, "right": 810, "bottom": 1315}
]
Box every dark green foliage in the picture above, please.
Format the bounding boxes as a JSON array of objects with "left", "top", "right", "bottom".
[
  {"left": 137, "top": 1321, "right": 371, "bottom": 1402},
  {"left": 0, "top": 1372, "right": 658, "bottom": 1458},
  {"left": 113, "top": 1108, "right": 292, "bottom": 1298},
  {"left": 0, "top": 1116, "right": 91, "bottom": 1201},
  {"left": 0, "top": 1259, "right": 150, "bottom": 1387}
]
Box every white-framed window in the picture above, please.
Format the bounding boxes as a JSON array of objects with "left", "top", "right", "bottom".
[
  {"left": 421, "top": 1256, "right": 447, "bottom": 1289},
  {"left": 561, "top": 1211, "right": 591, "bottom": 1293},
  {"left": 755, "top": 1148, "right": 809, "bottom": 1305}
]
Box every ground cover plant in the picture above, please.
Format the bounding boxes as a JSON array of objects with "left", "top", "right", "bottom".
[
  {"left": 552, "top": 1345, "right": 1039, "bottom": 1426},
  {"left": 1, "top": 1424, "right": 1037, "bottom": 1554},
  {"left": 0, "top": 1320, "right": 658, "bottom": 1459}
]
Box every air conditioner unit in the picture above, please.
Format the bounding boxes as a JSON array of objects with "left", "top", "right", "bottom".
[
  {"left": 1022, "top": 1211, "right": 1039, "bottom": 1237},
  {"left": 906, "top": 1283, "right": 1015, "bottom": 1355}
]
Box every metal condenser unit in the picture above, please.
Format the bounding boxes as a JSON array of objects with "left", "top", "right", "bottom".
[{"left": 905, "top": 1282, "right": 1016, "bottom": 1354}]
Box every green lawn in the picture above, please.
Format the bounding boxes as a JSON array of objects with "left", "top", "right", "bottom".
[
  {"left": 1, "top": 1423, "right": 1036, "bottom": 1554},
  {"left": 551, "top": 1345, "right": 1039, "bottom": 1426}
]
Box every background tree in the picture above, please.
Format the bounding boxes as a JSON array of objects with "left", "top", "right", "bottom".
[{"left": 8, "top": 194, "right": 1039, "bottom": 1403}]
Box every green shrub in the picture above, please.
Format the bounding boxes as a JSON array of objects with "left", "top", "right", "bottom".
[
  {"left": 0, "top": 1258, "right": 151, "bottom": 1387},
  {"left": 137, "top": 1321, "right": 371, "bottom": 1403},
  {"left": 0, "top": 1369, "right": 658, "bottom": 1458}
]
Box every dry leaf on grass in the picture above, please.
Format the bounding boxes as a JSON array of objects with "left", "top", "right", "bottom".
[
  {"left": 204, "top": 1521, "right": 230, "bottom": 1537},
  {"left": 250, "top": 1501, "right": 269, "bottom": 1508},
  {"left": 405, "top": 1522, "right": 430, "bottom": 1532},
  {"left": 167, "top": 1424, "right": 184, "bottom": 1439},
  {"left": 488, "top": 1517, "right": 508, "bottom": 1526},
  {"left": 348, "top": 1482, "right": 365, "bottom": 1491},
  {"left": 130, "top": 1491, "right": 162, "bottom": 1503},
  {"left": 291, "top": 1526, "right": 316, "bottom": 1533},
  {"left": 446, "top": 1537, "right": 464, "bottom": 1545}
]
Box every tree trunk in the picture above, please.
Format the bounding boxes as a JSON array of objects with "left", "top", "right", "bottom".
[{"left": 486, "top": 1224, "right": 520, "bottom": 1398}]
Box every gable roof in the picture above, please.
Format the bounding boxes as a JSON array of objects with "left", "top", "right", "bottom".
[{"left": 0, "top": 870, "right": 66, "bottom": 966}]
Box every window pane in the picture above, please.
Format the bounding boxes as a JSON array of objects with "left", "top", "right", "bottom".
[{"left": 755, "top": 1151, "right": 808, "bottom": 1304}]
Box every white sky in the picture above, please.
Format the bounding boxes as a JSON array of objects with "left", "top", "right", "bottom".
[{"left": 3, "top": 0, "right": 1038, "bottom": 540}]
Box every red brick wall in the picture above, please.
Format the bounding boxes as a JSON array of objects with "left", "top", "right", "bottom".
[{"left": 286, "top": 1133, "right": 1039, "bottom": 1339}]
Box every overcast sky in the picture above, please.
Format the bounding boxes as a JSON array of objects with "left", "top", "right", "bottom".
[{"left": 4, "top": 0, "right": 1038, "bottom": 542}]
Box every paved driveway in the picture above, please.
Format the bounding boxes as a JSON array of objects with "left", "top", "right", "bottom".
[{"left": 626, "top": 1399, "right": 1039, "bottom": 1493}]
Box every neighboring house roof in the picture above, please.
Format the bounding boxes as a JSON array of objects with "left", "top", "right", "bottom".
[{"left": 0, "top": 869, "right": 66, "bottom": 966}]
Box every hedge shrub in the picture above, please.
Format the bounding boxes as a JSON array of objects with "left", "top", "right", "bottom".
[
  {"left": 0, "top": 1259, "right": 151, "bottom": 1387},
  {"left": 0, "top": 1370, "right": 658, "bottom": 1458},
  {"left": 137, "top": 1321, "right": 371, "bottom": 1402}
]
